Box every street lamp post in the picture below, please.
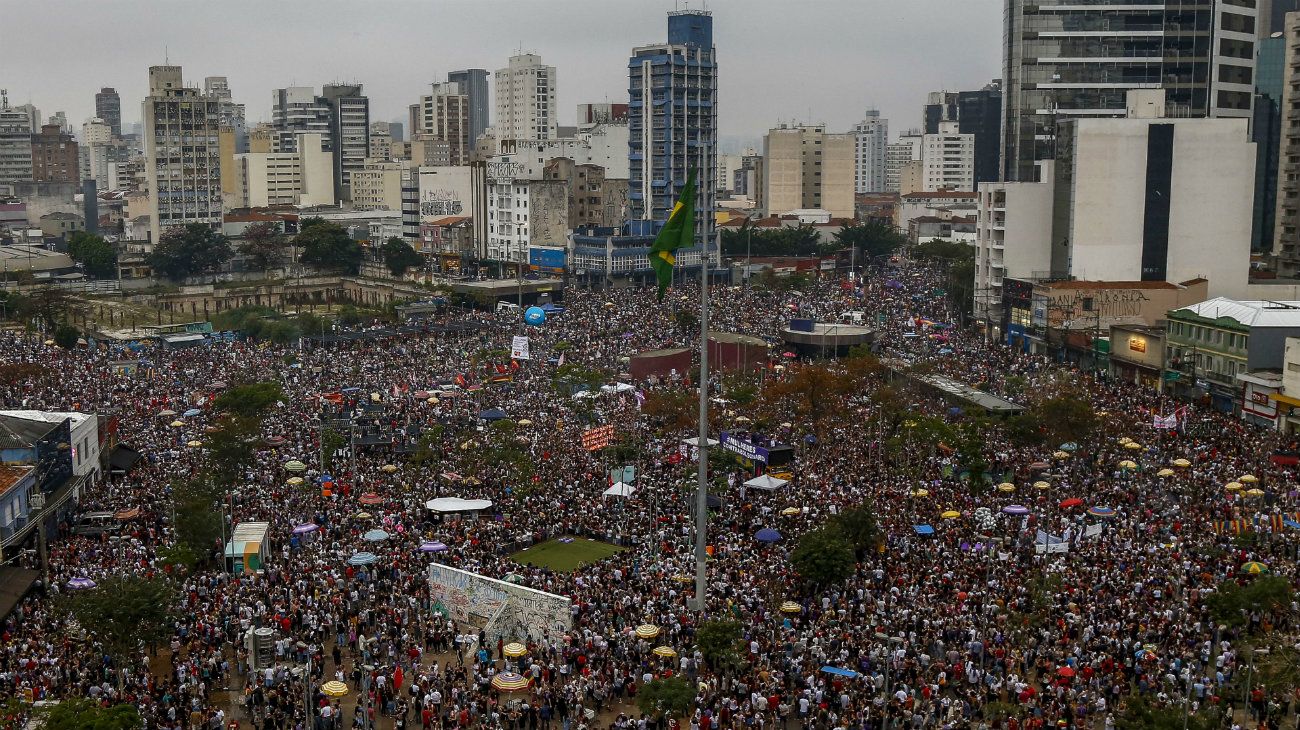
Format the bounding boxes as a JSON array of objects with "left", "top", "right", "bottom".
[{"left": 28, "top": 492, "right": 47, "bottom": 588}]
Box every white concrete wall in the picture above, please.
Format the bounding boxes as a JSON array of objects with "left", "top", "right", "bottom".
[{"left": 298, "top": 133, "right": 336, "bottom": 207}]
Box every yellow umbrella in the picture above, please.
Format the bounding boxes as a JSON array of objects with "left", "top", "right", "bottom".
[
  {"left": 287, "top": 476, "right": 304, "bottom": 486},
  {"left": 779, "top": 601, "right": 802, "bottom": 613},
  {"left": 502, "top": 642, "right": 527, "bottom": 658},
  {"left": 635, "top": 624, "right": 661, "bottom": 640},
  {"left": 911, "top": 489, "right": 930, "bottom": 497},
  {"left": 1118, "top": 460, "right": 1137, "bottom": 470},
  {"left": 321, "top": 680, "right": 348, "bottom": 698},
  {"left": 169, "top": 420, "right": 184, "bottom": 428},
  {"left": 653, "top": 645, "right": 677, "bottom": 658},
  {"left": 1033, "top": 481, "right": 1051, "bottom": 490},
  {"left": 518, "top": 419, "right": 533, "bottom": 426},
  {"left": 1117, "top": 437, "right": 1131, "bottom": 444},
  {"left": 781, "top": 507, "right": 801, "bottom": 516},
  {"left": 1245, "top": 487, "right": 1266, "bottom": 497},
  {"left": 1225, "top": 482, "right": 1243, "bottom": 492},
  {"left": 941, "top": 510, "right": 961, "bottom": 519},
  {"left": 354, "top": 511, "right": 372, "bottom": 519},
  {"left": 186, "top": 440, "right": 203, "bottom": 448},
  {"left": 1240, "top": 474, "right": 1259, "bottom": 483},
  {"left": 285, "top": 460, "right": 307, "bottom": 472},
  {"left": 1156, "top": 468, "right": 1175, "bottom": 478},
  {"left": 426, "top": 397, "right": 439, "bottom": 405},
  {"left": 1172, "top": 458, "right": 1191, "bottom": 468},
  {"left": 1053, "top": 451, "right": 1070, "bottom": 459},
  {"left": 381, "top": 464, "right": 398, "bottom": 473},
  {"left": 997, "top": 483, "right": 1015, "bottom": 493},
  {"left": 671, "top": 574, "right": 693, "bottom": 583},
  {"left": 1124, "top": 441, "right": 1142, "bottom": 450}
]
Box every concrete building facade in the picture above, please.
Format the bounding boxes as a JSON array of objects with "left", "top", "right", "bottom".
[
  {"left": 411, "top": 82, "right": 469, "bottom": 166},
  {"left": 920, "top": 121, "right": 974, "bottom": 191},
  {"left": 30, "top": 124, "right": 78, "bottom": 183},
  {"left": 351, "top": 159, "right": 404, "bottom": 211},
  {"left": 95, "top": 88, "right": 122, "bottom": 139},
  {"left": 761, "top": 124, "right": 854, "bottom": 219},
  {"left": 448, "top": 69, "right": 490, "bottom": 148},
  {"left": 0, "top": 104, "right": 34, "bottom": 183},
  {"left": 884, "top": 133, "right": 921, "bottom": 193},
  {"left": 144, "top": 66, "right": 222, "bottom": 243},
  {"left": 232, "top": 132, "right": 334, "bottom": 209}
]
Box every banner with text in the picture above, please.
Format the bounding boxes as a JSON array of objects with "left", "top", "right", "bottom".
[{"left": 511, "top": 336, "right": 531, "bottom": 360}]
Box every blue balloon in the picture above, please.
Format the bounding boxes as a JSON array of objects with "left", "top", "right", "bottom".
[{"left": 523, "top": 306, "right": 546, "bottom": 326}]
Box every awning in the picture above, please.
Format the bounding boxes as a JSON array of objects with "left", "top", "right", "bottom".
[
  {"left": 0, "top": 567, "right": 39, "bottom": 620},
  {"left": 1271, "top": 392, "right": 1300, "bottom": 408},
  {"left": 109, "top": 444, "right": 142, "bottom": 471}
]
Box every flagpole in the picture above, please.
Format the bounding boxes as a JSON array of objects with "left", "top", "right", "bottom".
[{"left": 692, "top": 226, "right": 710, "bottom": 613}]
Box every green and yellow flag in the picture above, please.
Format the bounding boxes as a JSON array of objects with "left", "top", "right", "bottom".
[{"left": 648, "top": 170, "right": 697, "bottom": 301}]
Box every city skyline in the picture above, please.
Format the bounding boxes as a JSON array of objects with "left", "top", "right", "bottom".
[{"left": 2, "top": 0, "right": 999, "bottom": 146}]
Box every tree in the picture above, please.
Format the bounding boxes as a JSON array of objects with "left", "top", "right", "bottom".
[
  {"left": 1114, "top": 696, "right": 1220, "bottom": 730},
  {"left": 721, "top": 222, "right": 823, "bottom": 257},
  {"left": 236, "top": 221, "right": 288, "bottom": 270},
  {"left": 67, "top": 231, "right": 118, "bottom": 279},
  {"left": 832, "top": 506, "right": 880, "bottom": 556},
  {"left": 297, "top": 218, "right": 362, "bottom": 274},
  {"left": 636, "top": 676, "right": 697, "bottom": 721},
  {"left": 62, "top": 574, "right": 178, "bottom": 660},
  {"left": 830, "top": 222, "right": 906, "bottom": 259},
  {"left": 791, "top": 524, "right": 856, "bottom": 585},
  {"left": 52, "top": 323, "right": 79, "bottom": 349},
  {"left": 27, "top": 697, "right": 141, "bottom": 730},
  {"left": 1207, "top": 576, "right": 1295, "bottom": 629},
  {"left": 695, "top": 619, "right": 745, "bottom": 673},
  {"left": 213, "top": 381, "right": 283, "bottom": 420},
  {"left": 148, "top": 223, "right": 233, "bottom": 280},
  {"left": 382, "top": 236, "right": 424, "bottom": 276}
]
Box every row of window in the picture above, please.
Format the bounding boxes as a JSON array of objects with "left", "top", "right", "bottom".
[{"left": 1169, "top": 320, "right": 1248, "bottom": 350}]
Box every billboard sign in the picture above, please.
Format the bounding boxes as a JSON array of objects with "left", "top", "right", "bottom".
[{"left": 529, "top": 246, "right": 566, "bottom": 273}]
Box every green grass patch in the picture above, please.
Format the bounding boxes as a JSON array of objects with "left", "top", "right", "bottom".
[{"left": 510, "top": 537, "right": 626, "bottom": 572}]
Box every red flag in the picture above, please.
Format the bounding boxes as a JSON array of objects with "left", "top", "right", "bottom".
[
  {"left": 510, "top": 360, "right": 520, "bottom": 371},
  {"left": 495, "top": 364, "right": 507, "bottom": 374},
  {"left": 455, "top": 374, "right": 467, "bottom": 387}
]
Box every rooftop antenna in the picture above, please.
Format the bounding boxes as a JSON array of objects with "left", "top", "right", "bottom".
[
  {"left": 0, "top": 90, "right": 7, "bottom": 111},
  {"left": 165, "top": 46, "right": 169, "bottom": 65}
]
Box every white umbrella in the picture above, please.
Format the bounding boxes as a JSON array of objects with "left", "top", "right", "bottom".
[{"left": 744, "top": 474, "right": 789, "bottom": 491}]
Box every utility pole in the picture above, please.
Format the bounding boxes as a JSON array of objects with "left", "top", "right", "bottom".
[{"left": 691, "top": 229, "right": 711, "bottom": 613}]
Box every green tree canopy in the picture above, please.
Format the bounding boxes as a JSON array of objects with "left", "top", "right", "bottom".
[
  {"left": 212, "top": 381, "right": 283, "bottom": 419},
  {"left": 832, "top": 221, "right": 906, "bottom": 258},
  {"left": 791, "top": 523, "right": 856, "bottom": 585},
  {"left": 695, "top": 619, "right": 745, "bottom": 673},
  {"left": 52, "top": 323, "right": 79, "bottom": 349},
  {"left": 67, "top": 231, "right": 118, "bottom": 279},
  {"left": 1206, "top": 575, "right": 1295, "bottom": 628},
  {"left": 297, "top": 218, "right": 362, "bottom": 274},
  {"left": 720, "top": 223, "right": 823, "bottom": 257},
  {"left": 832, "top": 506, "right": 880, "bottom": 554},
  {"left": 382, "top": 236, "right": 424, "bottom": 276},
  {"left": 236, "top": 220, "right": 288, "bottom": 270},
  {"left": 28, "top": 697, "right": 141, "bottom": 730},
  {"left": 636, "top": 676, "right": 697, "bottom": 720},
  {"left": 62, "top": 574, "right": 178, "bottom": 659},
  {"left": 1113, "top": 696, "right": 1220, "bottom": 730},
  {"left": 148, "top": 223, "right": 233, "bottom": 280}
]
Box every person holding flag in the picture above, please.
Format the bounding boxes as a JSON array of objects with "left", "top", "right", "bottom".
[{"left": 648, "top": 170, "right": 697, "bottom": 301}]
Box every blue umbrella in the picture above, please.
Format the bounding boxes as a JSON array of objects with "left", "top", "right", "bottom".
[
  {"left": 755, "top": 528, "right": 782, "bottom": 543},
  {"left": 1285, "top": 519, "right": 1300, "bottom": 530},
  {"left": 418, "top": 540, "right": 448, "bottom": 553},
  {"left": 182, "top": 408, "right": 202, "bottom": 417},
  {"left": 821, "top": 666, "right": 859, "bottom": 678},
  {"left": 1087, "top": 506, "right": 1116, "bottom": 518},
  {"left": 347, "top": 552, "right": 378, "bottom": 566},
  {"left": 316, "top": 474, "right": 335, "bottom": 484},
  {"left": 363, "top": 529, "right": 390, "bottom": 542},
  {"left": 1060, "top": 442, "right": 1079, "bottom": 452},
  {"left": 1002, "top": 504, "right": 1030, "bottom": 516},
  {"left": 479, "top": 408, "right": 508, "bottom": 421},
  {"left": 913, "top": 524, "right": 935, "bottom": 535}
]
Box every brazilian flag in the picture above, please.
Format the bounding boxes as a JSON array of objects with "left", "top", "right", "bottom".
[{"left": 648, "top": 170, "right": 697, "bottom": 301}]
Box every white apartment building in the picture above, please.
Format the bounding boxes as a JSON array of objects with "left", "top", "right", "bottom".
[
  {"left": 884, "top": 133, "right": 921, "bottom": 193},
  {"left": 232, "top": 132, "right": 334, "bottom": 209},
  {"left": 494, "top": 54, "right": 557, "bottom": 141},
  {"left": 351, "top": 159, "right": 404, "bottom": 210},
  {"left": 0, "top": 103, "right": 34, "bottom": 183},
  {"left": 492, "top": 122, "right": 630, "bottom": 180},
  {"left": 920, "top": 121, "right": 974, "bottom": 191},
  {"left": 144, "top": 66, "right": 223, "bottom": 243},
  {"left": 974, "top": 90, "right": 1255, "bottom": 321},
  {"left": 852, "top": 110, "right": 888, "bottom": 194},
  {"left": 761, "top": 124, "right": 855, "bottom": 219}
]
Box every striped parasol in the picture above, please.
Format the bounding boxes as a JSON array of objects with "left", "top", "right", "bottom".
[
  {"left": 635, "top": 624, "right": 661, "bottom": 640},
  {"left": 321, "top": 680, "right": 348, "bottom": 698},
  {"left": 652, "top": 645, "right": 677, "bottom": 658},
  {"left": 503, "top": 642, "right": 527, "bottom": 658},
  {"left": 491, "top": 672, "right": 531, "bottom": 691},
  {"left": 780, "top": 601, "right": 802, "bottom": 614}
]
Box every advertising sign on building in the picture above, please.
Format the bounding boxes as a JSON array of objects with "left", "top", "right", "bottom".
[{"left": 529, "top": 246, "right": 566, "bottom": 273}]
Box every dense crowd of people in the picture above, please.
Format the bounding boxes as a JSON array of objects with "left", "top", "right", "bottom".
[{"left": 0, "top": 259, "right": 1295, "bottom": 730}]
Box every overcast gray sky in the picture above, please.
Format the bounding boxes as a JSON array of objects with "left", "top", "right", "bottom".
[{"left": 3, "top": 0, "right": 999, "bottom": 149}]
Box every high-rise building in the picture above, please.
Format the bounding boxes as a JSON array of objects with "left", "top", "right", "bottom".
[
  {"left": 271, "top": 87, "right": 332, "bottom": 150},
  {"left": 577, "top": 103, "right": 630, "bottom": 124},
  {"left": 495, "top": 54, "right": 557, "bottom": 141},
  {"left": 920, "top": 121, "right": 975, "bottom": 191},
  {"left": 143, "top": 65, "right": 222, "bottom": 243},
  {"left": 957, "top": 83, "right": 1002, "bottom": 186},
  {"left": 319, "top": 84, "right": 370, "bottom": 200},
  {"left": 448, "top": 69, "right": 490, "bottom": 146},
  {"left": 629, "top": 10, "right": 718, "bottom": 242},
  {"left": 851, "top": 110, "right": 888, "bottom": 194},
  {"left": 761, "top": 124, "right": 855, "bottom": 218},
  {"left": 1002, "top": 0, "right": 1257, "bottom": 181},
  {"left": 1261, "top": 0, "right": 1300, "bottom": 35},
  {"left": 1254, "top": 31, "right": 1285, "bottom": 253},
  {"left": 0, "top": 101, "right": 34, "bottom": 183},
  {"left": 924, "top": 92, "right": 959, "bottom": 134},
  {"left": 1274, "top": 13, "right": 1300, "bottom": 272},
  {"left": 46, "top": 112, "right": 68, "bottom": 134},
  {"left": 411, "top": 82, "right": 469, "bottom": 166},
  {"left": 205, "top": 76, "right": 247, "bottom": 153},
  {"left": 884, "top": 132, "right": 922, "bottom": 193},
  {"left": 30, "top": 124, "right": 78, "bottom": 183},
  {"left": 232, "top": 132, "right": 334, "bottom": 209},
  {"left": 368, "top": 122, "right": 393, "bottom": 162},
  {"left": 389, "top": 122, "right": 404, "bottom": 142},
  {"left": 95, "top": 88, "right": 122, "bottom": 138},
  {"left": 12, "top": 105, "right": 40, "bottom": 134},
  {"left": 80, "top": 118, "right": 127, "bottom": 189}
]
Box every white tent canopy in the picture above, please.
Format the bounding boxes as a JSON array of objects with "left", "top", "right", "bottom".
[
  {"left": 744, "top": 474, "right": 789, "bottom": 491},
  {"left": 426, "top": 497, "right": 494, "bottom": 513},
  {"left": 600, "top": 383, "right": 637, "bottom": 394},
  {"left": 603, "top": 482, "right": 636, "bottom": 497},
  {"left": 680, "top": 437, "right": 720, "bottom": 448}
]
